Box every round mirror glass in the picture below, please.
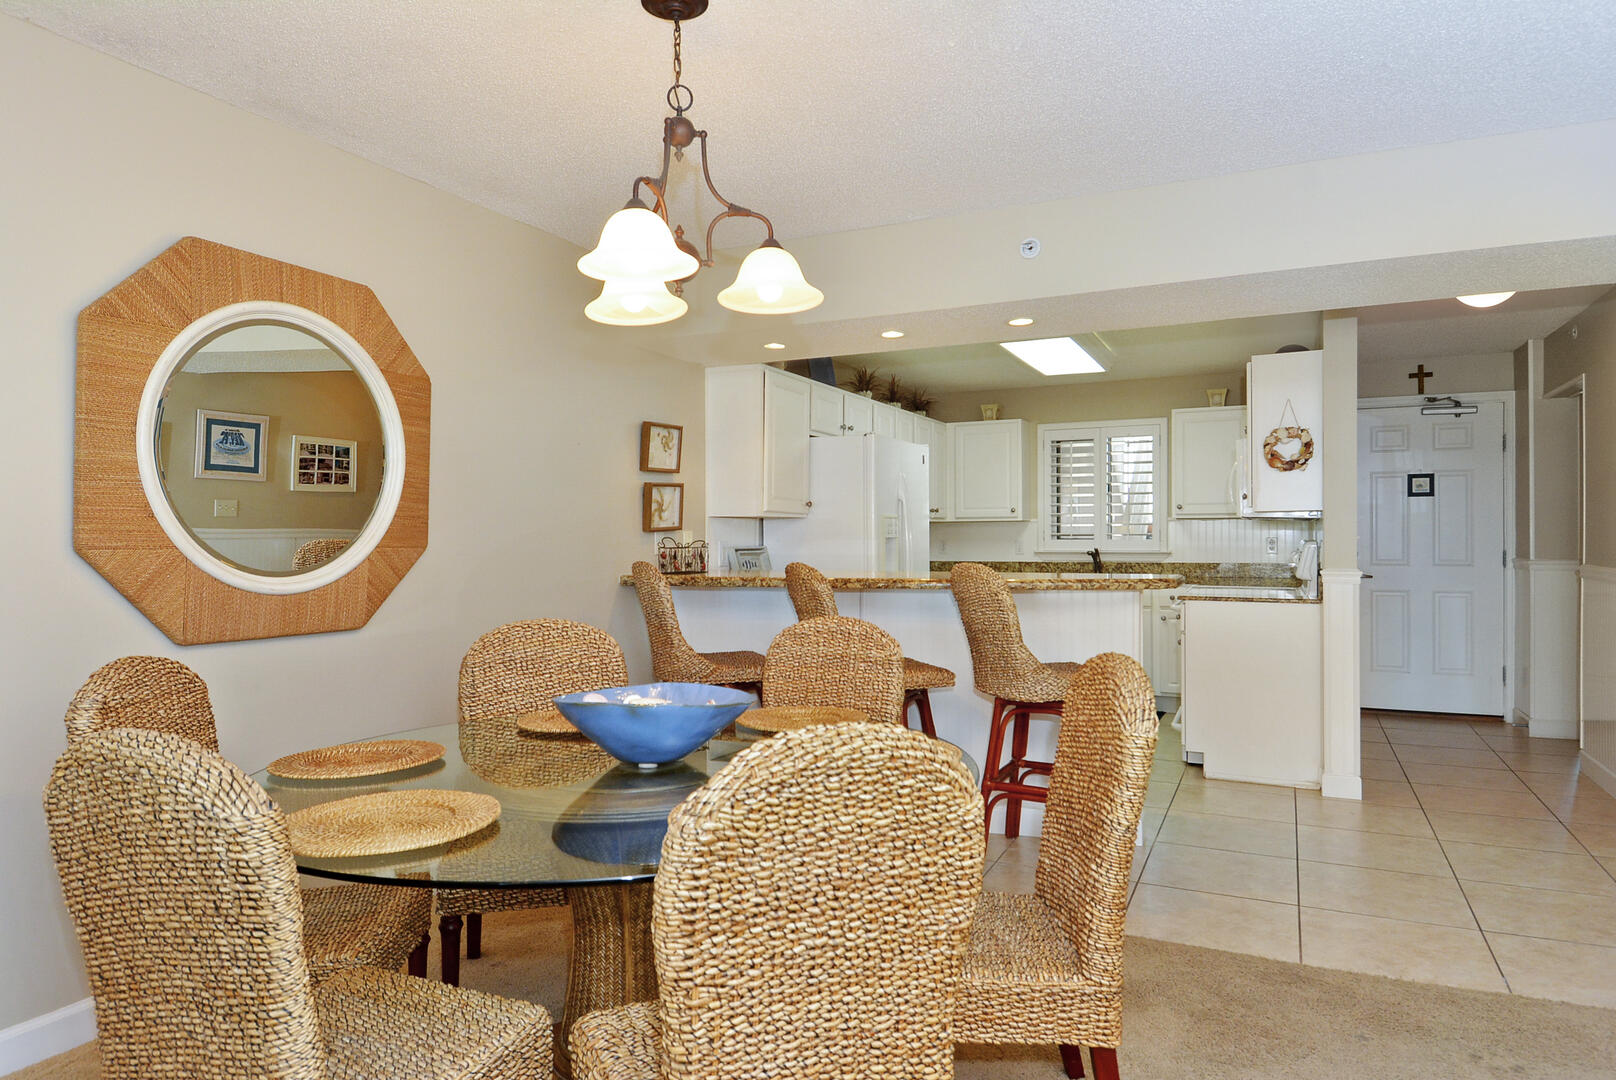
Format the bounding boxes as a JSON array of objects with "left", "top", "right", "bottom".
[{"left": 151, "top": 319, "right": 389, "bottom": 578}]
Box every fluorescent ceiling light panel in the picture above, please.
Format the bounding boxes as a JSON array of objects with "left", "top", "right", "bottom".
[{"left": 999, "top": 336, "right": 1105, "bottom": 375}]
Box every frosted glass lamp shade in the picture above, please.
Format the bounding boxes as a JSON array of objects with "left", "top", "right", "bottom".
[
  {"left": 1456, "top": 292, "right": 1516, "bottom": 308},
  {"left": 584, "top": 278, "right": 688, "bottom": 326},
  {"left": 716, "top": 242, "right": 824, "bottom": 315},
  {"left": 578, "top": 205, "right": 700, "bottom": 282}
]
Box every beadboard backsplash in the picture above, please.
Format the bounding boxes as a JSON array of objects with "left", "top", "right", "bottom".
[{"left": 931, "top": 516, "right": 1322, "bottom": 564}]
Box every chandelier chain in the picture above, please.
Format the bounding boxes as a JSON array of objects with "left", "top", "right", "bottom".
[{"left": 666, "top": 18, "right": 694, "bottom": 119}]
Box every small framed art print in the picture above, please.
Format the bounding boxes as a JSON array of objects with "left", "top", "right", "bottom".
[
  {"left": 1407, "top": 473, "right": 1434, "bottom": 497},
  {"left": 194, "top": 409, "right": 268, "bottom": 481},
  {"left": 643, "top": 482, "right": 684, "bottom": 532},
  {"left": 640, "top": 421, "right": 683, "bottom": 473},
  {"left": 728, "top": 546, "right": 772, "bottom": 574},
  {"left": 291, "top": 435, "right": 358, "bottom": 492}
]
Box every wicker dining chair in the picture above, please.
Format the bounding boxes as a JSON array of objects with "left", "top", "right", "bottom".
[
  {"left": 64, "top": 656, "right": 432, "bottom": 983},
  {"left": 954, "top": 653, "right": 1158, "bottom": 1080},
  {"left": 438, "top": 619, "right": 627, "bottom": 984},
  {"left": 569, "top": 721, "right": 984, "bottom": 1080},
  {"left": 291, "top": 536, "right": 351, "bottom": 570},
  {"left": 950, "top": 562, "right": 1084, "bottom": 836},
  {"left": 630, "top": 561, "right": 763, "bottom": 690},
  {"left": 783, "top": 561, "right": 956, "bottom": 737},
  {"left": 761, "top": 614, "right": 907, "bottom": 725},
  {"left": 46, "top": 727, "right": 553, "bottom": 1080}
]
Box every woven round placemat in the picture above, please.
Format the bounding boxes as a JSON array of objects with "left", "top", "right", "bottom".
[
  {"left": 738, "top": 706, "right": 868, "bottom": 733},
  {"left": 513, "top": 708, "right": 580, "bottom": 735},
  {"left": 266, "top": 739, "right": 446, "bottom": 780},
  {"left": 286, "top": 790, "right": 501, "bottom": 857}
]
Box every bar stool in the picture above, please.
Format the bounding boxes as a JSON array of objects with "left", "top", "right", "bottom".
[
  {"left": 762, "top": 614, "right": 907, "bottom": 725},
  {"left": 783, "top": 561, "right": 955, "bottom": 737},
  {"left": 949, "top": 562, "right": 1083, "bottom": 836},
  {"left": 630, "top": 562, "right": 764, "bottom": 692}
]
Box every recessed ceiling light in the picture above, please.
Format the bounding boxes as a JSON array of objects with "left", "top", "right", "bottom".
[
  {"left": 1006, "top": 317, "right": 1035, "bottom": 327},
  {"left": 999, "top": 337, "right": 1105, "bottom": 376},
  {"left": 763, "top": 342, "right": 786, "bottom": 350},
  {"left": 1456, "top": 292, "right": 1516, "bottom": 308},
  {"left": 880, "top": 329, "right": 905, "bottom": 339}
]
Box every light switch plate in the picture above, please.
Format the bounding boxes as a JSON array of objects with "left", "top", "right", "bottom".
[{"left": 214, "top": 499, "right": 238, "bottom": 518}]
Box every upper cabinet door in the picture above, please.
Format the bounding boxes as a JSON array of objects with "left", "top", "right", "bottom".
[
  {"left": 924, "top": 418, "right": 950, "bottom": 519},
  {"left": 893, "top": 409, "right": 916, "bottom": 443},
  {"left": 951, "top": 420, "right": 1026, "bottom": 519},
  {"left": 1171, "top": 406, "right": 1245, "bottom": 517},
  {"left": 808, "top": 382, "right": 846, "bottom": 436},
  {"left": 872, "top": 402, "right": 897, "bottom": 438},
  {"left": 762, "top": 367, "right": 813, "bottom": 515},
  {"left": 1247, "top": 350, "right": 1324, "bottom": 514},
  {"left": 842, "top": 393, "right": 875, "bottom": 436}
]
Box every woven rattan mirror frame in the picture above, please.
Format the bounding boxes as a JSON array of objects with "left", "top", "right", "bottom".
[{"left": 75, "top": 237, "right": 431, "bottom": 644}]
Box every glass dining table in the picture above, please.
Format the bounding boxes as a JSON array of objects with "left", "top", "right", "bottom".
[{"left": 252, "top": 718, "right": 751, "bottom": 1052}]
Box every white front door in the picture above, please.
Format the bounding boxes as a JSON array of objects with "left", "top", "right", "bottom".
[{"left": 1358, "top": 402, "right": 1507, "bottom": 715}]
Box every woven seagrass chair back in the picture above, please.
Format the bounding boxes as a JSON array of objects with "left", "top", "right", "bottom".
[
  {"left": 291, "top": 536, "right": 351, "bottom": 570},
  {"left": 630, "top": 561, "right": 706, "bottom": 681},
  {"left": 783, "top": 561, "right": 839, "bottom": 620},
  {"left": 64, "top": 655, "right": 219, "bottom": 752},
  {"left": 1035, "top": 652, "right": 1158, "bottom": 988},
  {"left": 761, "top": 615, "right": 906, "bottom": 724},
  {"left": 652, "top": 722, "right": 983, "bottom": 1078},
  {"left": 45, "top": 727, "right": 325, "bottom": 1080},
  {"left": 949, "top": 562, "right": 1050, "bottom": 699},
  {"left": 458, "top": 619, "right": 625, "bottom": 787}
]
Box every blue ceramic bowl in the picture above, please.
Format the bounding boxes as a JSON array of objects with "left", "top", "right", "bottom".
[{"left": 552, "top": 683, "right": 754, "bottom": 769}]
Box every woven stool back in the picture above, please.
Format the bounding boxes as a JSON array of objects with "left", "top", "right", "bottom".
[
  {"left": 64, "top": 655, "right": 219, "bottom": 751},
  {"left": 291, "top": 536, "right": 351, "bottom": 570},
  {"left": 1035, "top": 652, "right": 1159, "bottom": 988},
  {"left": 458, "top": 619, "right": 624, "bottom": 787},
  {"left": 629, "top": 561, "right": 708, "bottom": 681},
  {"left": 652, "top": 722, "right": 982, "bottom": 1078},
  {"left": 783, "top": 561, "right": 839, "bottom": 620},
  {"left": 761, "top": 615, "right": 906, "bottom": 724},
  {"left": 949, "top": 562, "right": 1061, "bottom": 700},
  {"left": 45, "top": 727, "right": 326, "bottom": 1080}
]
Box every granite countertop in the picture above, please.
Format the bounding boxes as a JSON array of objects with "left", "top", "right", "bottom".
[
  {"left": 1176, "top": 586, "right": 1321, "bottom": 605},
  {"left": 931, "top": 560, "right": 1307, "bottom": 591},
  {"left": 621, "top": 572, "right": 1185, "bottom": 592}
]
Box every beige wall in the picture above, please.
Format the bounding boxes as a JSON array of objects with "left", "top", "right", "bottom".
[
  {"left": 162, "top": 370, "right": 384, "bottom": 531},
  {"left": 926, "top": 370, "right": 1246, "bottom": 425},
  {"left": 1358, "top": 351, "right": 1514, "bottom": 399},
  {"left": 0, "top": 15, "right": 703, "bottom": 1029},
  {"left": 1543, "top": 288, "right": 1616, "bottom": 563}
]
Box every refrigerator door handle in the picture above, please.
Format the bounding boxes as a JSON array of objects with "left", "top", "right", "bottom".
[{"left": 895, "top": 480, "right": 913, "bottom": 577}]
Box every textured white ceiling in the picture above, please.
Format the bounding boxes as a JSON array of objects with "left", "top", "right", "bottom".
[{"left": 6, "top": 0, "right": 1616, "bottom": 248}]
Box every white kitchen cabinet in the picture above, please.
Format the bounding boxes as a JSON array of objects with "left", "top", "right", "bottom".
[
  {"left": 1171, "top": 406, "right": 1244, "bottom": 517},
  {"left": 872, "top": 402, "right": 897, "bottom": 438},
  {"left": 893, "top": 409, "right": 916, "bottom": 443},
  {"left": 1149, "top": 593, "right": 1183, "bottom": 696},
  {"left": 705, "top": 365, "right": 812, "bottom": 518},
  {"left": 843, "top": 393, "right": 875, "bottom": 435},
  {"left": 809, "top": 381, "right": 847, "bottom": 436},
  {"left": 950, "top": 419, "right": 1029, "bottom": 520},
  {"left": 922, "top": 417, "right": 950, "bottom": 519},
  {"left": 1246, "top": 350, "right": 1324, "bottom": 515}
]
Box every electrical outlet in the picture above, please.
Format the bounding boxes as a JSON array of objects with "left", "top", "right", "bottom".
[
  {"left": 1014, "top": 534, "right": 1026, "bottom": 555},
  {"left": 213, "top": 499, "right": 238, "bottom": 518},
  {"left": 1264, "top": 535, "right": 1279, "bottom": 557}
]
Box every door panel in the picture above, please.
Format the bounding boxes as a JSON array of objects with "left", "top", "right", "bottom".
[{"left": 1358, "top": 403, "right": 1505, "bottom": 715}]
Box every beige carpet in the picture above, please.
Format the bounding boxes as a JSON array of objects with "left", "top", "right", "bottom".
[{"left": 13, "top": 907, "right": 1615, "bottom": 1079}]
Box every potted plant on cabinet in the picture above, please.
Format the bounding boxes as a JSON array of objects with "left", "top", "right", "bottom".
[
  {"left": 903, "top": 387, "right": 935, "bottom": 416},
  {"left": 843, "top": 365, "right": 880, "bottom": 398},
  {"left": 879, "top": 375, "right": 904, "bottom": 406}
]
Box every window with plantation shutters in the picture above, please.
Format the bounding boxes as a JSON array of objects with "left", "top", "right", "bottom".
[{"left": 1038, "top": 419, "right": 1167, "bottom": 552}]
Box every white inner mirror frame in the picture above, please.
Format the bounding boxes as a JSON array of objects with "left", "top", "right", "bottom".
[{"left": 135, "top": 300, "right": 407, "bottom": 595}]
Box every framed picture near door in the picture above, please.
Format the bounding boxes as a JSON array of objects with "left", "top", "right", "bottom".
[
  {"left": 642, "top": 482, "right": 684, "bottom": 532},
  {"left": 640, "top": 421, "right": 683, "bottom": 473}
]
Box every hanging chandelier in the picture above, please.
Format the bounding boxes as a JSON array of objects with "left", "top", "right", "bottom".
[{"left": 579, "top": 0, "right": 824, "bottom": 326}]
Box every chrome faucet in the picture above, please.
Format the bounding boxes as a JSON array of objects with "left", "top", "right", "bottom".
[{"left": 1085, "top": 548, "right": 1104, "bottom": 573}]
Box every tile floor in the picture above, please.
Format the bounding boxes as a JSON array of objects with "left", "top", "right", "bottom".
[{"left": 982, "top": 710, "right": 1616, "bottom": 1008}]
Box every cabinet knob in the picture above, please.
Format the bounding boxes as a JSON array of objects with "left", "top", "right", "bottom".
[
  {"left": 805, "top": 500, "right": 813, "bottom": 508},
  {"left": 1176, "top": 503, "right": 1183, "bottom": 510},
  {"left": 1010, "top": 507, "right": 1016, "bottom": 514}
]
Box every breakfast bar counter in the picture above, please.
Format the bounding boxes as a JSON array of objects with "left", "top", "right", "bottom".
[{"left": 623, "top": 570, "right": 1179, "bottom": 834}]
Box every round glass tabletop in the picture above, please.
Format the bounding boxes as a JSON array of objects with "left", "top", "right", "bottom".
[{"left": 253, "top": 720, "right": 979, "bottom": 891}]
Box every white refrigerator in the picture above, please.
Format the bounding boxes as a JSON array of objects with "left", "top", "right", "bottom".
[{"left": 767, "top": 434, "right": 930, "bottom": 577}]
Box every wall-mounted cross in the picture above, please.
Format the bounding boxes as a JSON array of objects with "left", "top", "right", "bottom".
[{"left": 1408, "top": 363, "right": 1435, "bottom": 393}]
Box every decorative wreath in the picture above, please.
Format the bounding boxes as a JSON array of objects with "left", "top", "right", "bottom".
[{"left": 1263, "top": 425, "right": 1315, "bottom": 471}]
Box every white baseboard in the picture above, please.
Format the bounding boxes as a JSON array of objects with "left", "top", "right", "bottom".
[
  {"left": 1321, "top": 772, "right": 1363, "bottom": 801},
  {"left": 1582, "top": 751, "right": 1616, "bottom": 800},
  {"left": 0, "top": 998, "right": 94, "bottom": 1074},
  {"left": 1525, "top": 713, "right": 1579, "bottom": 740}
]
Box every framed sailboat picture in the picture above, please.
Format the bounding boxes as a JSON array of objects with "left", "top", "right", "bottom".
[{"left": 194, "top": 409, "right": 268, "bottom": 481}]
